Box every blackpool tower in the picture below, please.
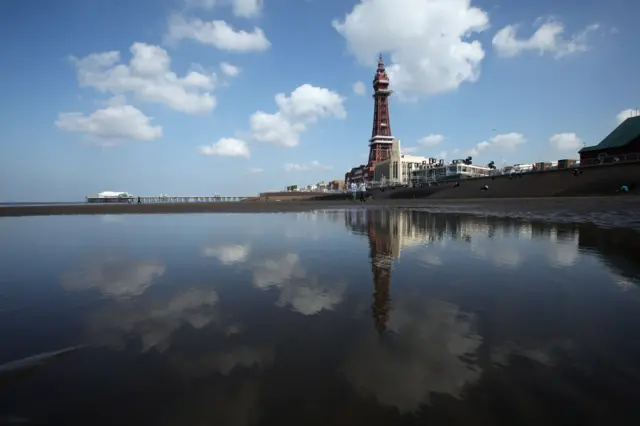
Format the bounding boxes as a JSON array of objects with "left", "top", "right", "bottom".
[{"left": 366, "top": 55, "right": 395, "bottom": 180}]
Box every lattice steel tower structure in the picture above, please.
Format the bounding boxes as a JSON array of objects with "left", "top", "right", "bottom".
[{"left": 367, "top": 54, "right": 395, "bottom": 178}]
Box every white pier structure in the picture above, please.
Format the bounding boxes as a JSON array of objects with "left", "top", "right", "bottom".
[
  {"left": 138, "top": 196, "right": 248, "bottom": 203},
  {"left": 86, "top": 192, "right": 249, "bottom": 203}
]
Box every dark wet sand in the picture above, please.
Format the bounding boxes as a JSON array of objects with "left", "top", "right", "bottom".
[{"left": 2, "top": 196, "right": 640, "bottom": 217}]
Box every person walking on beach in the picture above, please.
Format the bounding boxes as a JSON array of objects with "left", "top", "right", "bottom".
[
  {"left": 358, "top": 182, "right": 367, "bottom": 201},
  {"left": 137, "top": 196, "right": 141, "bottom": 204},
  {"left": 350, "top": 182, "right": 358, "bottom": 201}
]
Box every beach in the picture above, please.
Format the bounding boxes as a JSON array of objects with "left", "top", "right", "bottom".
[{"left": 2, "top": 196, "right": 640, "bottom": 219}]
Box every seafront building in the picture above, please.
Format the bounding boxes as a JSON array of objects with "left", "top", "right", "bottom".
[
  {"left": 579, "top": 115, "right": 640, "bottom": 165},
  {"left": 410, "top": 161, "right": 494, "bottom": 185},
  {"left": 371, "top": 139, "right": 430, "bottom": 186},
  {"left": 342, "top": 55, "right": 592, "bottom": 188}
]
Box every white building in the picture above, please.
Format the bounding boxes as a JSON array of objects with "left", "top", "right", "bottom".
[
  {"left": 411, "top": 162, "right": 494, "bottom": 184},
  {"left": 372, "top": 139, "right": 430, "bottom": 186}
]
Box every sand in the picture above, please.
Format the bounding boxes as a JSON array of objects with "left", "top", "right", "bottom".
[{"left": 1, "top": 196, "right": 640, "bottom": 217}]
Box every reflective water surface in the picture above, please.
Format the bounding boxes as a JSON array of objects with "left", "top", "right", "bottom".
[{"left": 1, "top": 209, "right": 640, "bottom": 425}]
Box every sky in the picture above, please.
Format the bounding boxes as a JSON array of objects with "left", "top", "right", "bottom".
[{"left": 1, "top": 0, "right": 639, "bottom": 202}]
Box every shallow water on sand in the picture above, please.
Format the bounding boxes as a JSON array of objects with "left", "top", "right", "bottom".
[{"left": 1, "top": 209, "right": 639, "bottom": 426}]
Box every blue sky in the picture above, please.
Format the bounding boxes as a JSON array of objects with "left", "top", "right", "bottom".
[{"left": 0, "top": 0, "right": 638, "bottom": 202}]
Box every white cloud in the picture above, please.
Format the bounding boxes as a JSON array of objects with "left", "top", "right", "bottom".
[
  {"left": 274, "top": 85, "right": 347, "bottom": 122},
  {"left": 72, "top": 43, "right": 216, "bottom": 114},
  {"left": 352, "top": 81, "right": 366, "bottom": 95},
  {"left": 166, "top": 14, "right": 270, "bottom": 52},
  {"left": 250, "top": 84, "right": 346, "bottom": 147},
  {"left": 284, "top": 160, "right": 332, "bottom": 172},
  {"left": 417, "top": 134, "right": 445, "bottom": 147},
  {"left": 248, "top": 167, "right": 264, "bottom": 174},
  {"left": 249, "top": 112, "right": 306, "bottom": 148},
  {"left": 476, "top": 141, "right": 491, "bottom": 151},
  {"left": 493, "top": 19, "right": 599, "bottom": 58},
  {"left": 200, "top": 138, "right": 250, "bottom": 157},
  {"left": 220, "top": 61, "right": 240, "bottom": 76},
  {"left": 466, "top": 133, "right": 525, "bottom": 156},
  {"left": 333, "top": 0, "right": 490, "bottom": 95},
  {"left": 549, "top": 133, "right": 583, "bottom": 150},
  {"left": 55, "top": 104, "right": 163, "bottom": 144},
  {"left": 491, "top": 133, "right": 525, "bottom": 150},
  {"left": 616, "top": 108, "right": 639, "bottom": 124},
  {"left": 232, "top": 0, "right": 263, "bottom": 17}
]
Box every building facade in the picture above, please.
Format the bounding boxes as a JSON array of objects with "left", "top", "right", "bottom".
[
  {"left": 410, "top": 162, "right": 493, "bottom": 184},
  {"left": 372, "top": 139, "right": 430, "bottom": 186},
  {"left": 345, "top": 165, "right": 367, "bottom": 186}
]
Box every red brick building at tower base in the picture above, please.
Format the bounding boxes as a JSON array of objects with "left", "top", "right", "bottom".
[{"left": 345, "top": 55, "right": 396, "bottom": 185}]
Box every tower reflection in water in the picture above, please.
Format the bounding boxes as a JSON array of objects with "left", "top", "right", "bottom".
[
  {"left": 343, "top": 207, "right": 640, "bottom": 334},
  {"left": 338, "top": 207, "right": 640, "bottom": 417},
  {"left": 344, "top": 209, "right": 464, "bottom": 333},
  {"left": 343, "top": 208, "right": 445, "bottom": 333}
]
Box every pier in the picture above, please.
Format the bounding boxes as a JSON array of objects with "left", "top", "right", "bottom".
[
  {"left": 86, "top": 195, "right": 250, "bottom": 204},
  {"left": 136, "top": 196, "right": 249, "bottom": 203}
]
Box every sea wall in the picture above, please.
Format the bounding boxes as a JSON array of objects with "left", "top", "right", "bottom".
[
  {"left": 430, "top": 162, "right": 639, "bottom": 199},
  {"left": 362, "top": 162, "right": 640, "bottom": 200},
  {"left": 258, "top": 191, "right": 312, "bottom": 198},
  {"left": 260, "top": 162, "right": 640, "bottom": 201}
]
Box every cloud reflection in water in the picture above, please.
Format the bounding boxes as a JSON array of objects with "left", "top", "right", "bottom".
[
  {"left": 344, "top": 298, "right": 482, "bottom": 412},
  {"left": 61, "top": 256, "right": 165, "bottom": 299},
  {"left": 252, "top": 253, "right": 347, "bottom": 315}
]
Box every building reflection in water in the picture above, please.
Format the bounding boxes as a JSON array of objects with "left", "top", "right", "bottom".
[
  {"left": 343, "top": 208, "right": 639, "bottom": 334},
  {"left": 339, "top": 208, "right": 640, "bottom": 416},
  {"left": 341, "top": 209, "right": 488, "bottom": 411},
  {"left": 344, "top": 209, "right": 488, "bottom": 333}
]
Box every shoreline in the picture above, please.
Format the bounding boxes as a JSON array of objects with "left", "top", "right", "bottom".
[{"left": 1, "top": 196, "right": 640, "bottom": 217}]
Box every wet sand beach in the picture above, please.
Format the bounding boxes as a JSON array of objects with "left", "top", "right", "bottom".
[{"left": 2, "top": 196, "right": 640, "bottom": 220}]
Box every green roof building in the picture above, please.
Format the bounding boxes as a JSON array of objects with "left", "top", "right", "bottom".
[{"left": 579, "top": 116, "right": 640, "bottom": 164}]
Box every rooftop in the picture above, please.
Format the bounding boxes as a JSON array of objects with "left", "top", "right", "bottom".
[{"left": 580, "top": 115, "right": 640, "bottom": 152}]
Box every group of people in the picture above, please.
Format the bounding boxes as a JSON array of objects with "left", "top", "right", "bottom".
[{"left": 349, "top": 181, "right": 368, "bottom": 201}]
